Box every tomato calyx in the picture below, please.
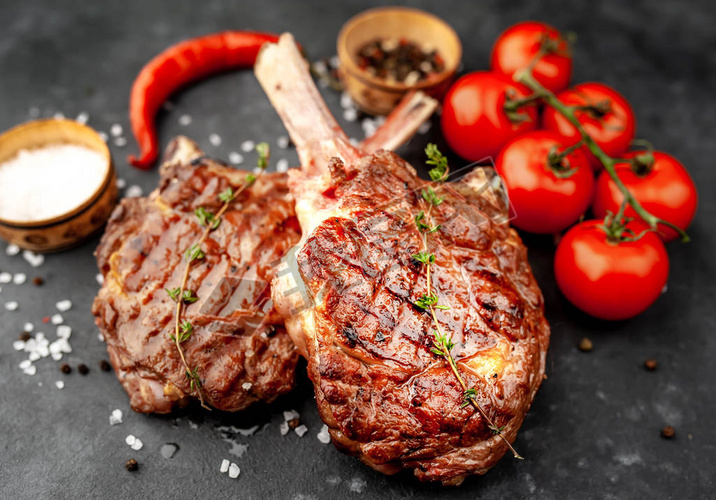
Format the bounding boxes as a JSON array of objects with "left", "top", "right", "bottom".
[
  {"left": 574, "top": 99, "right": 612, "bottom": 119},
  {"left": 537, "top": 30, "right": 573, "bottom": 59},
  {"left": 503, "top": 89, "right": 542, "bottom": 125},
  {"left": 546, "top": 142, "right": 582, "bottom": 178},
  {"left": 600, "top": 206, "right": 652, "bottom": 244}
]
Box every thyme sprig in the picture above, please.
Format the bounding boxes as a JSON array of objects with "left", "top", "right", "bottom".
[
  {"left": 415, "top": 144, "right": 523, "bottom": 460},
  {"left": 166, "top": 143, "right": 271, "bottom": 409}
]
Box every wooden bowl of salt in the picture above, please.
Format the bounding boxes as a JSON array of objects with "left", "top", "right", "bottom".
[{"left": 0, "top": 119, "right": 118, "bottom": 252}]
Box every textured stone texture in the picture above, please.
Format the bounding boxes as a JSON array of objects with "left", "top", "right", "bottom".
[{"left": 0, "top": 0, "right": 714, "bottom": 498}]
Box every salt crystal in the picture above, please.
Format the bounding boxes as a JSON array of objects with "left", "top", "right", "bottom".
[
  {"left": 56, "top": 300, "right": 72, "bottom": 312},
  {"left": 19, "top": 359, "right": 32, "bottom": 370},
  {"left": 53, "top": 112, "right": 65, "bottom": 120},
  {"left": 283, "top": 410, "right": 300, "bottom": 422},
  {"left": 330, "top": 55, "right": 340, "bottom": 68},
  {"left": 51, "top": 314, "right": 64, "bottom": 325},
  {"left": 340, "top": 92, "right": 354, "bottom": 109},
  {"left": 23, "top": 365, "right": 37, "bottom": 376},
  {"left": 36, "top": 332, "right": 46, "bottom": 343},
  {"left": 279, "top": 421, "right": 289, "bottom": 436},
  {"left": 5, "top": 301, "right": 18, "bottom": 311},
  {"left": 209, "top": 133, "right": 222, "bottom": 146},
  {"left": 178, "top": 114, "right": 192, "bottom": 126},
  {"left": 0, "top": 272, "right": 11, "bottom": 283},
  {"left": 294, "top": 425, "right": 308, "bottom": 437},
  {"left": 29, "top": 351, "right": 40, "bottom": 361},
  {"left": 125, "top": 435, "right": 136, "bottom": 446},
  {"left": 76, "top": 112, "right": 89, "bottom": 124},
  {"left": 418, "top": 121, "right": 432, "bottom": 134},
  {"left": 55, "top": 380, "right": 65, "bottom": 390},
  {"left": 125, "top": 185, "right": 143, "bottom": 198},
  {"left": 252, "top": 167, "right": 261, "bottom": 175},
  {"left": 228, "top": 463, "right": 240, "bottom": 479},
  {"left": 349, "top": 138, "right": 360, "bottom": 147},
  {"left": 276, "top": 136, "right": 289, "bottom": 149},
  {"left": 51, "top": 352, "right": 63, "bottom": 361},
  {"left": 317, "top": 424, "right": 331, "bottom": 444},
  {"left": 131, "top": 439, "right": 143, "bottom": 451},
  {"left": 98, "top": 332, "right": 105, "bottom": 342},
  {"left": 6, "top": 244, "right": 20, "bottom": 256},
  {"left": 109, "top": 409, "right": 123, "bottom": 425},
  {"left": 96, "top": 273, "right": 104, "bottom": 285},
  {"left": 241, "top": 382, "right": 252, "bottom": 391},
  {"left": 276, "top": 159, "right": 289, "bottom": 173},
  {"left": 56, "top": 325, "right": 72, "bottom": 339},
  {"left": 228, "top": 152, "right": 244, "bottom": 165},
  {"left": 312, "top": 60, "right": 326, "bottom": 74},
  {"left": 110, "top": 124, "right": 123, "bottom": 137},
  {"left": 116, "top": 178, "right": 127, "bottom": 189},
  {"left": 240, "top": 140, "right": 255, "bottom": 153},
  {"left": 13, "top": 273, "right": 26, "bottom": 285},
  {"left": 113, "top": 137, "right": 127, "bottom": 147},
  {"left": 22, "top": 250, "right": 44, "bottom": 267},
  {"left": 662, "top": 284, "right": 668, "bottom": 294},
  {"left": 13, "top": 340, "right": 25, "bottom": 351},
  {"left": 220, "top": 459, "right": 230, "bottom": 473},
  {"left": 98, "top": 132, "right": 108, "bottom": 142},
  {"left": 343, "top": 108, "right": 357, "bottom": 122}
]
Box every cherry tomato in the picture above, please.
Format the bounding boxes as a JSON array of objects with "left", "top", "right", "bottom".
[
  {"left": 554, "top": 220, "right": 669, "bottom": 320},
  {"left": 441, "top": 71, "right": 538, "bottom": 162},
  {"left": 593, "top": 151, "right": 697, "bottom": 242},
  {"left": 495, "top": 130, "right": 593, "bottom": 234},
  {"left": 542, "top": 83, "right": 636, "bottom": 168},
  {"left": 491, "top": 21, "right": 573, "bottom": 94}
]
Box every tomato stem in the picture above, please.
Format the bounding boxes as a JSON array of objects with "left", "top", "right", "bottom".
[{"left": 515, "top": 70, "right": 690, "bottom": 243}]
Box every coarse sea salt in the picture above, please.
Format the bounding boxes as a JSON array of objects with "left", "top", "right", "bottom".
[
  {"left": 5, "top": 301, "right": 18, "bottom": 311},
  {"left": 22, "top": 250, "right": 44, "bottom": 267},
  {"left": 51, "top": 314, "right": 63, "bottom": 325},
  {"left": 276, "top": 159, "right": 289, "bottom": 173},
  {"left": 110, "top": 124, "right": 123, "bottom": 137},
  {"left": 317, "top": 424, "right": 331, "bottom": 444},
  {"left": 220, "top": 459, "right": 230, "bottom": 473},
  {"left": 55, "top": 380, "right": 65, "bottom": 390},
  {"left": 13, "top": 273, "right": 27, "bottom": 285},
  {"left": 0, "top": 145, "right": 106, "bottom": 222},
  {"left": 6, "top": 244, "right": 20, "bottom": 256},
  {"left": 0, "top": 272, "right": 11, "bottom": 283},
  {"left": 125, "top": 185, "right": 143, "bottom": 198},
  {"left": 56, "top": 299, "right": 72, "bottom": 312},
  {"left": 240, "top": 140, "right": 255, "bottom": 153},
  {"left": 178, "top": 114, "right": 192, "bottom": 126},
  {"left": 276, "top": 136, "right": 289, "bottom": 149},
  {"left": 228, "top": 152, "right": 244, "bottom": 165},
  {"left": 209, "top": 133, "right": 222, "bottom": 146},
  {"left": 294, "top": 425, "right": 308, "bottom": 437},
  {"left": 109, "top": 409, "right": 123, "bottom": 425},
  {"left": 228, "top": 463, "right": 240, "bottom": 479}
]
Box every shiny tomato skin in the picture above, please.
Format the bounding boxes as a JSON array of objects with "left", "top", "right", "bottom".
[
  {"left": 491, "top": 21, "right": 573, "bottom": 93},
  {"left": 554, "top": 220, "right": 669, "bottom": 320},
  {"left": 592, "top": 151, "right": 697, "bottom": 242},
  {"left": 495, "top": 130, "right": 593, "bottom": 234},
  {"left": 441, "top": 71, "right": 538, "bottom": 162},
  {"left": 542, "top": 83, "right": 636, "bottom": 168}
]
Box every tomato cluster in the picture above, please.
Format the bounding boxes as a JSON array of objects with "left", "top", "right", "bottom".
[{"left": 440, "top": 21, "right": 698, "bottom": 320}]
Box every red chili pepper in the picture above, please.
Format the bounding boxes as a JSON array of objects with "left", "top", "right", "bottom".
[{"left": 128, "top": 31, "right": 280, "bottom": 169}]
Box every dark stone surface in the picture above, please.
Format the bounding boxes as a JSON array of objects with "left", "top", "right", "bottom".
[{"left": 1, "top": 0, "right": 714, "bottom": 498}]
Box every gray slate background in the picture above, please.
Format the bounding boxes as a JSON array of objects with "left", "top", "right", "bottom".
[{"left": 1, "top": 0, "right": 715, "bottom": 499}]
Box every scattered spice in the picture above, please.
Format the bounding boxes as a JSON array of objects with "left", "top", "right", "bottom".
[
  {"left": 578, "top": 337, "right": 593, "bottom": 352},
  {"left": 287, "top": 418, "right": 300, "bottom": 430},
  {"left": 60, "top": 363, "right": 71, "bottom": 374},
  {"left": 19, "top": 331, "right": 31, "bottom": 342},
  {"left": 357, "top": 38, "right": 445, "bottom": 85},
  {"left": 661, "top": 426, "right": 675, "bottom": 439},
  {"left": 32, "top": 276, "right": 44, "bottom": 286},
  {"left": 78, "top": 363, "right": 89, "bottom": 375},
  {"left": 124, "top": 458, "right": 139, "bottom": 472},
  {"left": 644, "top": 359, "right": 658, "bottom": 371},
  {"left": 99, "top": 360, "right": 111, "bottom": 372}
]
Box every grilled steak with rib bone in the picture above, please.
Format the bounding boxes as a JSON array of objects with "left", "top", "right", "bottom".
[
  {"left": 256, "top": 34, "right": 550, "bottom": 485},
  {"left": 92, "top": 89, "right": 437, "bottom": 413}
]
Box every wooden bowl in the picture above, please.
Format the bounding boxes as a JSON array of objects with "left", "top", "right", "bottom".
[
  {"left": 337, "top": 7, "right": 462, "bottom": 115},
  {"left": 0, "top": 119, "right": 118, "bottom": 252}
]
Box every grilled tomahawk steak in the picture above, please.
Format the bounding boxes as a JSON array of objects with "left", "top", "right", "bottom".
[
  {"left": 93, "top": 90, "right": 437, "bottom": 413},
  {"left": 256, "top": 34, "right": 550, "bottom": 484}
]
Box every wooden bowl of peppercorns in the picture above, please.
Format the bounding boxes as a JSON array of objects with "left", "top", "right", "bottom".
[{"left": 337, "top": 7, "right": 462, "bottom": 115}]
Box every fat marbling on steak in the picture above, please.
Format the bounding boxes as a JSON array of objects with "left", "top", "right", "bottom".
[
  {"left": 92, "top": 91, "right": 437, "bottom": 413},
  {"left": 256, "top": 34, "right": 551, "bottom": 484}
]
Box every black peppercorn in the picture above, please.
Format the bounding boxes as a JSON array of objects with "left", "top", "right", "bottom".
[
  {"left": 60, "top": 363, "right": 71, "bottom": 374},
  {"left": 32, "top": 277, "right": 44, "bottom": 286},
  {"left": 661, "top": 426, "right": 675, "bottom": 439},
  {"left": 99, "top": 360, "right": 111, "bottom": 372},
  {"left": 19, "top": 332, "right": 31, "bottom": 342},
  {"left": 125, "top": 458, "right": 138, "bottom": 472},
  {"left": 78, "top": 363, "right": 89, "bottom": 375}
]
